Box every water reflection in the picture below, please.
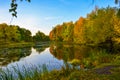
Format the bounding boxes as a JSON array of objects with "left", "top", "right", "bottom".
[
  {"left": 0, "top": 45, "right": 64, "bottom": 72},
  {"left": 0, "top": 42, "right": 117, "bottom": 72},
  {"left": 50, "top": 43, "right": 92, "bottom": 61},
  {"left": 0, "top": 47, "right": 31, "bottom": 66},
  {"left": 33, "top": 44, "right": 49, "bottom": 53},
  {"left": 49, "top": 43, "right": 115, "bottom": 69}
]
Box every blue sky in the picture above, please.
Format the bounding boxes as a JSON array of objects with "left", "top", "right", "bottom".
[{"left": 0, "top": 0, "right": 118, "bottom": 35}]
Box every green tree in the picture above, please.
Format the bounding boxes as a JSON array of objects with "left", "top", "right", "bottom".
[
  {"left": 0, "top": 23, "right": 8, "bottom": 42},
  {"left": 7, "top": 25, "right": 21, "bottom": 42},
  {"left": 33, "top": 31, "right": 49, "bottom": 42},
  {"left": 0, "top": 23, "right": 21, "bottom": 42},
  {"left": 49, "top": 6, "right": 120, "bottom": 51},
  {"left": 112, "top": 11, "right": 120, "bottom": 42},
  {"left": 62, "top": 22, "right": 74, "bottom": 42},
  {"left": 84, "top": 7, "right": 116, "bottom": 45},
  {"left": 18, "top": 28, "right": 32, "bottom": 42}
]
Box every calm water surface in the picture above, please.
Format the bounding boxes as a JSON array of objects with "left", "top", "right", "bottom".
[
  {"left": 0, "top": 47, "right": 64, "bottom": 72},
  {"left": 0, "top": 43, "right": 116, "bottom": 73}
]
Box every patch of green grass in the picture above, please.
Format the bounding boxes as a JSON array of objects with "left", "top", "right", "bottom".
[{"left": 44, "top": 66, "right": 120, "bottom": 80}]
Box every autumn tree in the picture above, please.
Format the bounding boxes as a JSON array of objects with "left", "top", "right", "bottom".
[
  {"left": 49, "top": 6, "right": 120, "bottom": 50},
  {"left": 49, "top": 29, "right": 56, "bottom": 41},
  {"left": 62, "top": 22, "right": 74, "bottom": 42},
  {"left": 84, "top": 7, "right": 116, "bottom": 45},
  {"left": 49, "top": 22, "right": 74, "bottom": 42},
  {"left": 49, "top": 25, "right": 63, "bottom": 41},
  {"left": 55, "top": 25, "right": 63, "bottom": 41},
  {"left": 112, "top": 10, "right": 120, "bottom": 42},
  {"left": 74, "top": 17, "right": 85, "bottom": 44}
]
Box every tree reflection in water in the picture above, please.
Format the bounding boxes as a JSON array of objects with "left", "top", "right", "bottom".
[
  {"left": 49, "top": 43, "right": 115, "bottom": 69},
  {"left": 0, "top": 47, "right": 32, "bottom": 66},
  {"left": 33, "top": 44, "right": 49, "bottom": 53}
]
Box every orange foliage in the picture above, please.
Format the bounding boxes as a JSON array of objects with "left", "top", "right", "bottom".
[
  {"left": 49, "top": 25, "right": 63, "bottom": 41},
  {"left": 74, "top": 17, "right": 85, "bottom": 43},
  {"left": 49, "top": 30, "right": 54, "bottom": 40}
]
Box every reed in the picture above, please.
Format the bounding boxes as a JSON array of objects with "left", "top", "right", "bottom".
[{"left": 0, "top": 64, "right": 48, "bottom": 80}]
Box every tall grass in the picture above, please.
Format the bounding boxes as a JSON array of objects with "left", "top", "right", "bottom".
[
  {"left": 0, "top": 61, "right": 120, "bottom": 80},
  {"left": 0, "top": 64, "right": 48, "bottom": 80},
  {"left": 0, "top": 50, "right": 120, "bottom": 80}
]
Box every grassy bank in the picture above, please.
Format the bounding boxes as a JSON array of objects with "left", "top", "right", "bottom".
[
  {"left": 0, "top": 41, "right": 120, "bottom": 80},
  {"left": 0, "top": 42, "right": 35, "bottom": 48},
  {"left": 41, "top": 66, "right": 120, "bottom": 80},
  {"left": 0, "top": 61, "right": 120, "bottom": 80},
  {"left": 0, "top": 41, "right": 51, "bottom": 48},
  {"left": 0, "top": 64, "right": 120, "bottom": 80},
  {"left": 40, "top": 55, "right": 120, "bottom": 80}
]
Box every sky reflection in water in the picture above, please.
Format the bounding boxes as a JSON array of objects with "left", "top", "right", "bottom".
[{"left": 1, "top": 48, "right": 64, "bottom": 71}]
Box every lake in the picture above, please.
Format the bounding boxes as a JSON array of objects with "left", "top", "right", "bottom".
[
  {"left": 0, "top": 42, "right": 116, "bottom": 75},
  {"left": 0, "top": 45, "right": 65, "bottom": 72}
]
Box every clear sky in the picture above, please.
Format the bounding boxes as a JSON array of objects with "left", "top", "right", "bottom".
[{"left": 0, "top": 0, "right": 118, "bottom": 35}]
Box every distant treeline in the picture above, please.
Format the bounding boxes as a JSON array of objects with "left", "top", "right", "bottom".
[
  {"left": 49, "top": 7, "right": 120, "bottom": 47},
  {"left": 0, "top": 23, "right": 49, "bottom": 43}
]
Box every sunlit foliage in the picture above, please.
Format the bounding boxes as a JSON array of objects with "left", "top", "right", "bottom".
[
  {"left": 49, "top": 7, "right": 120, "bottom": 48},
  {"left": 0, "top": 23, "right": 21, "bottom": 42},
  {"left": 0, "top": 23, "right": 49, "bottom": 43},
  {"left": 74, "top": 17, "right": 85, "bottom": 44},
  {"left": 84, "top": 7, "right": 115, "bottom": 44},
  {"left": 49, "top": 22, "right": 74, "bottom": 42}
]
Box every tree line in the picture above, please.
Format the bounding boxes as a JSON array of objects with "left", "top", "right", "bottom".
[
  {"left": 49, "top": 7, "right": 120, "bottom": 50},
  {"left": 0, "top": 23, "right": 49, "bottom": 43}
]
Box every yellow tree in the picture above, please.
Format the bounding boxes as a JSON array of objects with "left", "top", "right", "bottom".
[
  {"left": 74, "top": 17, "right": 85, "bottom": 44},
  {"left": 112, "top": 14, "right": 120, "bottom": 43},
  {"left": 62, "top": 22, "right": 74, "bottom": 42},
  {"left": 84, "top": 7, "right": 116, "bottom": 45}
]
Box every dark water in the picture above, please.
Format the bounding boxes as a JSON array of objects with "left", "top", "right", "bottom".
[{"left": 0, "top": 42, "right": 117, "bottom": 73}]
